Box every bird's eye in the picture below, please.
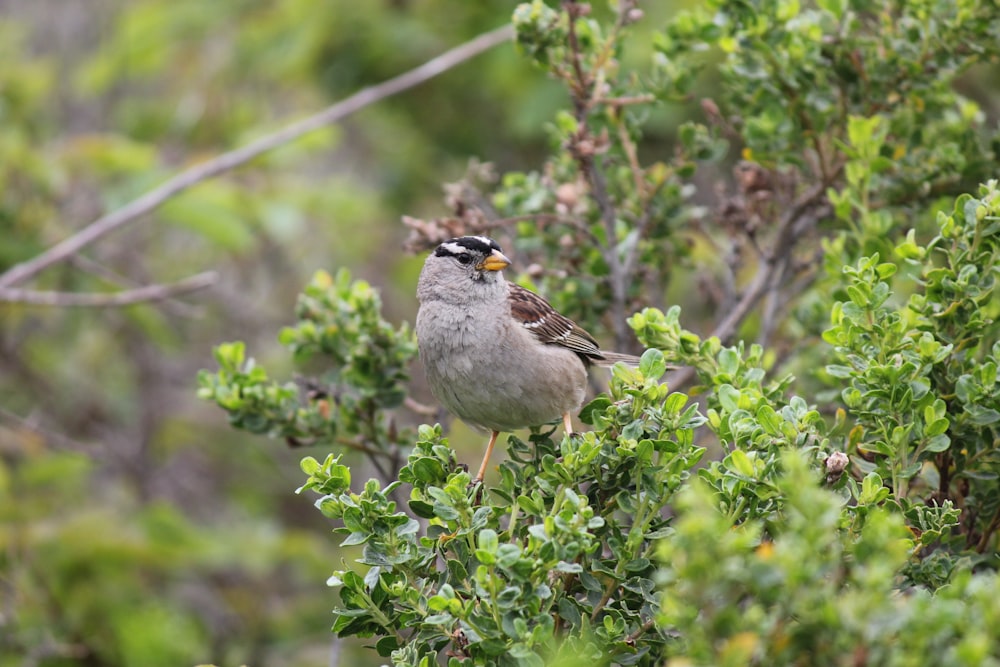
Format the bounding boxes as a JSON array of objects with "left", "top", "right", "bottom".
[{"left": 456, "top": 254, "right": 473, "bottom": 265}]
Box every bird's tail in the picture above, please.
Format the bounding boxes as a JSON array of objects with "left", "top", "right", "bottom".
[
  {"left": 591, "top": 351, "right": 643, "bottom": 367},
  {"left": 591, "top": 350, "right": 677, "bottom": 373}
]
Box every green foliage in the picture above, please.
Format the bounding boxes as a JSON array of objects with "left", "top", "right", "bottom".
[
  {"left": 660, "top": 450, "right": 1000, "bottom": 667},
  {"left": 657, "top": 0, "right": 1000, "bottom": 182},
  {"left": 279, "top": 268, "right": 417, "bottom": 411},
  {"left": 198, "top": 269, "right": 417, "bottom": 471},
  {"left": 630, "top": 307, "right": 829, "bottom": 528},
  {"left": 0, "top": 450, "right": 334, "bottom": 667},
  {"left": 297, "top": 350, "right": 705, "bottom": 666},
  {"left": 824, "top": 181, "right": 1000, "bottom": 569}
]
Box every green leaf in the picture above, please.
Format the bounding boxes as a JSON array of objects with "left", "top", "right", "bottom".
[
  {"left": 553, "top": 561, "right": 583, "bottom": 573},
  {"left": 411, "top": 457, "right": 446, "bottom": 484},
  {"left": 341, "top": 532, "right": 369, "bottom": 546},
  {"left": 923, "top": 434, "right": 951, "bottom": 453},
  {"left": 375, "top": 636, "right": 400, "bottom": 657},
  {"left": 756, "top": 405, "right": 783, "bottom": 435},
  {"left": 663, "top": 392, "right": 690, "bottom": 415},
  {"left": 725, "top": 450, "right": 756, "bottom": 478},
  {"left": 965, "top": 405, "right": 1000, "bottom": 426},
  {"left": 639, "top": 348, "right": 667, "bottom": 378},
  {"left": 924, "top": 417, "right": 949, "bottom": 438},
  {"left": 579, "top": 396, "right": 612, "bottom": 424},
  {"left": 859, "top": 472, "right": 889, "bottom": 505},
  {"left": 300, "top": 456, "right": 321, "bottom": 475},
  {"left": 408, "top": 499, "right": 435, "bottom": 519},
  {"left": 718, "top": 385, "right": 740, "bottom": 413},
  {"left": 478, "top": 529, "right": 499, "bottom": 554}
]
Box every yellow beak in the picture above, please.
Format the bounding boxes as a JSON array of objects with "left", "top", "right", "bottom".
[{"left": 477, "top": 249, "right": 511, "bottom": 272}]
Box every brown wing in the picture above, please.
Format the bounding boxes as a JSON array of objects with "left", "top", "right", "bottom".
[{"left": 507, "top": 282, "right": 605, "bottom": 362}]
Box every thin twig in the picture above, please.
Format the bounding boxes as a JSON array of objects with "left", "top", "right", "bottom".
[
  {"left": 0, "top": 24, "right": 515, "bottom": 290},
  {"left": 67, "top": 254, "right": 204, "bottom": 317},
  {"left": 404, "top": 396, "right": 439, "bottom": 417},
  {"left": 665, "top": 179, "right": 836, "bottom": 389},
  {"left": 0, "top": 271, "right": 217, "bottom": 307},
  {"left": 621, "top": 177, "right": 668, "bottom": 281},
  {"left": 590, "top": 578, "right": 618, "bottom": 621},
  {"left": 975, "top": 505, "right": 1000, "bottom": 553},
  {"left": 757, "top": 254, "right": 789, "bottom": 347},
  {"left": 0, "top": 406, "right": 94, "bottom": 452},
  {"left": 711, "top": 181, "right": 831, "bottom": 345},
  {"left": 616, "top": 117, "right": 647, "bottom": 199},
  {"left": 605, "top": 94, "right": 656, "bottom": 108},
  {"left": 625, "top": 618, "right": 657, "bottom": 643}
]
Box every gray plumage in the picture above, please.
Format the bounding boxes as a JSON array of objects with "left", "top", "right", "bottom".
[{"left": 415, "top": 236, "right": 639, "bottom": 439}]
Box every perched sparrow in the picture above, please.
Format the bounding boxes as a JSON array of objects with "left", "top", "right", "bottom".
[{"left": 416, "top": 236, "right": 640, "bottom": 482}]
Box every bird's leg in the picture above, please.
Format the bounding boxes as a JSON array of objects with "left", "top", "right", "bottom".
[
  {"left": 562, "top": 412, "right": 576, "bottom": 437},
  {"left": 474, "top": 430, "right": 500, "bottom": 483}
]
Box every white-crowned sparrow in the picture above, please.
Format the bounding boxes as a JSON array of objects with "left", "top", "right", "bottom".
[{"left": 416, "top": 235, "right": 641, "bottom": 482}]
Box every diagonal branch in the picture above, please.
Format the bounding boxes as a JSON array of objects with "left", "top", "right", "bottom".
[
  {"left": 67, "top": 254, "right": 205, "bottom": 317},
  {"left": 0, "top": 405, "right": 96, "bottom": 453},
  {"left": 711, "top": 179, "right": 834, "bottom": 345},
  {"left": 0, "top": 271, "right": 217, "bottom": 307},
  {"left": 0, "top": 24, "right": 515, "bottom": 290},
  {"left": 665, "top": 178, "right": 836, "bottom": 388}
]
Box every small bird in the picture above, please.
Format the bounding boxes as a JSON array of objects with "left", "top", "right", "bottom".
[{"left": 416, "top": 236, "right": 640, "bottom": 483}]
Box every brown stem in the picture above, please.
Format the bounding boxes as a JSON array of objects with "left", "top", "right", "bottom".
[
  {"left": 403, "top": 397, "right": 439, "bottom": 417},
  {"left": 0, "top": 406, "right": 95, "bottom": 453},
  {"left": 590, "top": 577, "right": 618, "bottom": 621},
  {"left": 975, "top": 505, "right": 1000, "bottom": 553},
  {"left": 712, "top": 178, "right": 834, "bottom": 345},
  {"left": 625, "top": 618, "right": 657, "bottom": 644},
  {"left": 0, "top": 271, "right": 217, "bottom": 307}
]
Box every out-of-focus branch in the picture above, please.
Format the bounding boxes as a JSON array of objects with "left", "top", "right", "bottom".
[
  {"left": 403, "top": 396, "right": 439, "bottom": 417},
  {"left": 713, "top": 173, "right": 838, "bottom": 345},
  {"left": 0, "top": 24, "right": 515, "bottom": 290},
  {"left": 0, "top": 271, "right": 217, "bottom": 307},
  {"left": 667, "top": 177, "right": 836, "bottom": 388},
  {"left": 67, "top": 254, "right": 204, "bottom": 317},
  {"left": 0, "top": 406, "right": 94, "bottom": 453}
]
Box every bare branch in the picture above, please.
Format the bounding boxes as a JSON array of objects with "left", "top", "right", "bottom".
[
  {"left": 665, "top": 179, "right": 836, "bottom": 389},
  {"left": 0, "top": 406, "right": 94, "bottom": 453},
  {"left": 404, "top": 396, "right": 440, "bottom": 417},
  {"left": 0, "top": 271, "right": 217, "bottom": 307},
  {"left": 710, "top": 187, "right": 830, "bottom": 345},
  {"left": 67, "top": 254, "right": 204, "bottom": 317},
  {"left": 0, "top": 24, "right": 515, "bottom": 290}
]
